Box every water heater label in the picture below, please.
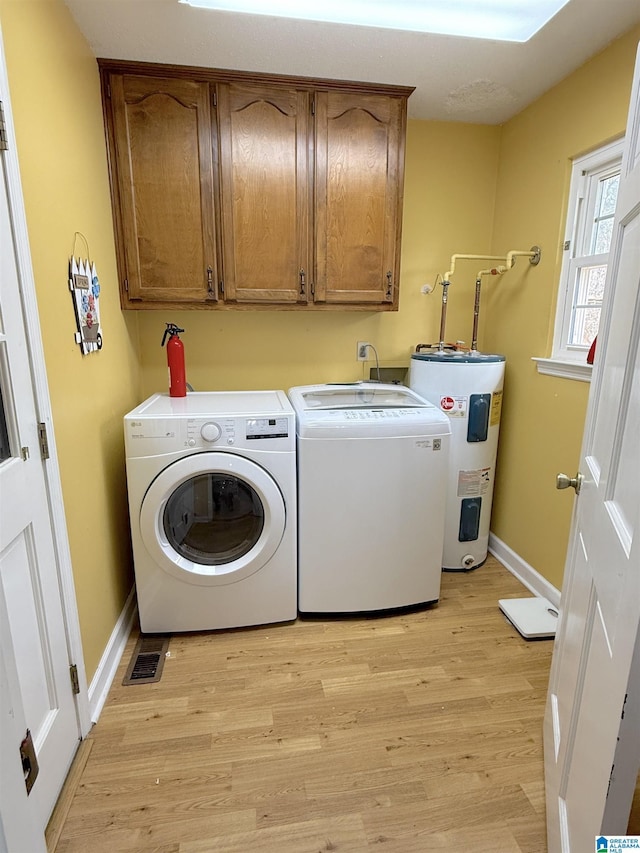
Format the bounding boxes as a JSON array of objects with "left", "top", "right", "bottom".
[
  {"left": 440, "top": 395, "right": 467, "bottom": 417},
  {"left": 457, "top": 467, "right": 492, "bottom": 497},
  {"left": 490, "top": 390, "right": 503, "bottom": 426}
]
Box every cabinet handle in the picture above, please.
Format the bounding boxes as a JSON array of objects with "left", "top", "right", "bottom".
[
  {"left": 386, "top": 270, "right": 393, "bottom": 300},
  {"left": 206, "top": 266, "right": 217, "bottom": 300},
  {"left": 299, "top": 269, "right": 306, "bottom": 296}
]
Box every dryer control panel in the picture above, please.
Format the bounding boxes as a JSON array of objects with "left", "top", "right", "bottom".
[
  {"left": 246, "top": 417, "right": 289, "bottom": 440},
  {"left": 124, "top": 391, "right": 296, "bottom": 457},
  {"left": 125, "top": 413, "right": 294, "bottom": 457},
  {"left": 190, "top": 416, "right": 290, "bottom": 448}
]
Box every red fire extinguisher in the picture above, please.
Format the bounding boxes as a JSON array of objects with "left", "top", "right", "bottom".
[{"left": 161, "top": 323, "right": 187, "bottom": 397}]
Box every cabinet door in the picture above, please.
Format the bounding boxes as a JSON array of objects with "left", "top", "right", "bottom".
[
  {"left": 110, "top": 75, "right": 218, "bottom": 304},
  {"left": 315, "top": 91, "right": 405, "bottom": 308},
  {"left": 217, "top": 83, "right": 311, "bottom": 304}
]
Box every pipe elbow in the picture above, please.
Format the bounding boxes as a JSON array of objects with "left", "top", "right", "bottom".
[{"left": 477, "top": 265, "right": 507, "bottom": 278}]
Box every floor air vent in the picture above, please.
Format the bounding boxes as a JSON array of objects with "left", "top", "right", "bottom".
[{"left": 122, "top": 634, "right": 170, "bottom": 686}]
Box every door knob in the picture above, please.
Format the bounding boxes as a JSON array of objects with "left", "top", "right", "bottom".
[{"left": 556, "top": 472, "right": 583, "bottom": 495}]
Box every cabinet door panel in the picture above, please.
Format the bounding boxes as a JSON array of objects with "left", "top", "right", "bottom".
[
  {"left": 315, "top": 92, "right": 403, "bottom": 307},
  {"left": 218, "top": 84, "right": 310, "bottom": 303},
  {"left": 111, "top": 75, "right": 217, "bottom": 303}
]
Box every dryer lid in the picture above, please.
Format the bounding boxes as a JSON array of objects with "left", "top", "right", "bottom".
[{"left": 126, "top": 390, "right": 293, "bottom": 419}]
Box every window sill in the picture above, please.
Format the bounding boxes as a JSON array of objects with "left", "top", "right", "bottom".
[{"left": 532, "top": 357, "right": 592, "bottom": 382}]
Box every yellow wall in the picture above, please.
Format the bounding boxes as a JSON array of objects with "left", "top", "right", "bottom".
[
  {"left": 136, "top": 121, "right": 501, "bottom": 395},
  {"left": 485, "top": 27, "right": 640, "bottom": 589},
  {"left": 0, "top": 0, "right": 142, "bottom": 679}
]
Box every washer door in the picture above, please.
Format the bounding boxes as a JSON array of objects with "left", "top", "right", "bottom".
[{"left": 140, "top": 452, "right": 286, "bottom": 586}]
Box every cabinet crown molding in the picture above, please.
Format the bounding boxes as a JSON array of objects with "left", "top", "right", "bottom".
[{"left": 97, "top": 58, "right": 415, "bottom": 100}]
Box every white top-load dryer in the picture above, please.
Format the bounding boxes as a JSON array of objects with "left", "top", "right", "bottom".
[{"left": 288, "top": 383, "right": 451, "bottom": 613}]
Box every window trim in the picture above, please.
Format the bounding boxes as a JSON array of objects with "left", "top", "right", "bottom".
[
  {"left": 532, "top": 356, "right": 593, "bottom": 382},
  {"left": 535, "top": 137, "right": 624, "bottom": 381}
]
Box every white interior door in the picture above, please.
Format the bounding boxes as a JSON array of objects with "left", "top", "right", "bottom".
[
  {"left": 0, "top": 35, "right": 84, "bottom": 849},
  {"left": 544, "top": 43, "right": 640, "bottom": 852}
]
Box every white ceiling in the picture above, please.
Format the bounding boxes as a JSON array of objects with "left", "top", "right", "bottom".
[{"left": 63, "top": 0, "right": 640, "bottom": 124}]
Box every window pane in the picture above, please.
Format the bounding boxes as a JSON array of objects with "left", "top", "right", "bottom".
[
  {"left": 570, "top": 264, "right": 605, "bottom": 347},
  {"left": 570, "top": 306, "right": 600, "bottom": 347},
  {"left": 590, "top": 172, "right": 619, "bottom": 254},
  {"left": 574, "top": 263, "right": 607, "bottom": 307},
  {"left": 599, "top": 174, "right": 619, "bottom": 216},
  {"left": 593, "top": 218, "right": 614, "bottom": 254}
]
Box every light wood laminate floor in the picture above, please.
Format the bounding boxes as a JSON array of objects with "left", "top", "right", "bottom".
[{"left": 53, "top": 558, "right": 554, "bottom": 852}]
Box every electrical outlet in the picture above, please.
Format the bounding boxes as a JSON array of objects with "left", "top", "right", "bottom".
[{"left": 357, "top": 341, "right": 370, "bottom": 361}]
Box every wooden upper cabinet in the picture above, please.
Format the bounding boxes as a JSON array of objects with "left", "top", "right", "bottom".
[
  {"left": 108, "top": 74, "right": 218, "bottom": 304},
  {"left": 314, "top": 91, "right": 405, "bottom": 308},
  {"left": 217, "top": 83, "right": 311, "bottom": 304},
  {"left": 100, "top": 61, "right": 412, "bottom": 310}
]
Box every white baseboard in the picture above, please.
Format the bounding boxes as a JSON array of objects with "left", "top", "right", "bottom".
[
  {"left": 489, "top": 533, "right": 561, "bottom": 609},
  {"left": 88, "top": 587, "right": 137, "bottom": 723}
]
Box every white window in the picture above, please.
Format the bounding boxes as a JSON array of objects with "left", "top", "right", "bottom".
[{"left": 535, "top": 138, "right": 623, "bottom": 381}]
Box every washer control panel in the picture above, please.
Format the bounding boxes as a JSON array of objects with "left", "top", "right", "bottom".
[{"left": 340, "top": 408, "right": 422, "bottom": 420}]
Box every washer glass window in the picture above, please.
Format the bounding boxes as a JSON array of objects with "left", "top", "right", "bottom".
[{"left": 163, "top": 473, "right": 265, "bottom": 565}]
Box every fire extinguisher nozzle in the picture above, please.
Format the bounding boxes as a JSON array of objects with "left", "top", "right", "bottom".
[{"left": 162, "top": 322, "right": 185, "bottom": 347}]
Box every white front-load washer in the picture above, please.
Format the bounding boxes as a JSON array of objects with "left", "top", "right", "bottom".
[
  {"left": 288, "top": 383, "right": 451, "bottom": 614},
  {"left": 124, "top": 391, "right": 296, "bottom": 633}
]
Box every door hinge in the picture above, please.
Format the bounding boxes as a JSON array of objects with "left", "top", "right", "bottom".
[
  {"left": 219, "top": 279, "right": 224, "bottom": 295},
  {"left": 311, "top": 95, "right": 316, "bottom": 116},
  {"left": 564, "top": 240, "right": 570, "bottom": 251},
  {"left": 38, "top": 423, "right": 50, "bottom": 460},
  {"left": 0, "top": 100, "right": 9, "bottom": 151},
  {"left": 20, "top": 730, "right": 39, "bottom": 795},
  {"left": 124, "top": 278, "right": 129, "bottom": 292},
  {"left": 69, "top": 664, "right": 80, "bottom": 695},
  {"left": 212, "top": 90, "right": 217, "bottom": 108},
  {"left": 607, "top": 760, "right": 616, "bottom": 798},
  {"left": 206, "top": 265, "right": 217, "bottom": 300}
]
